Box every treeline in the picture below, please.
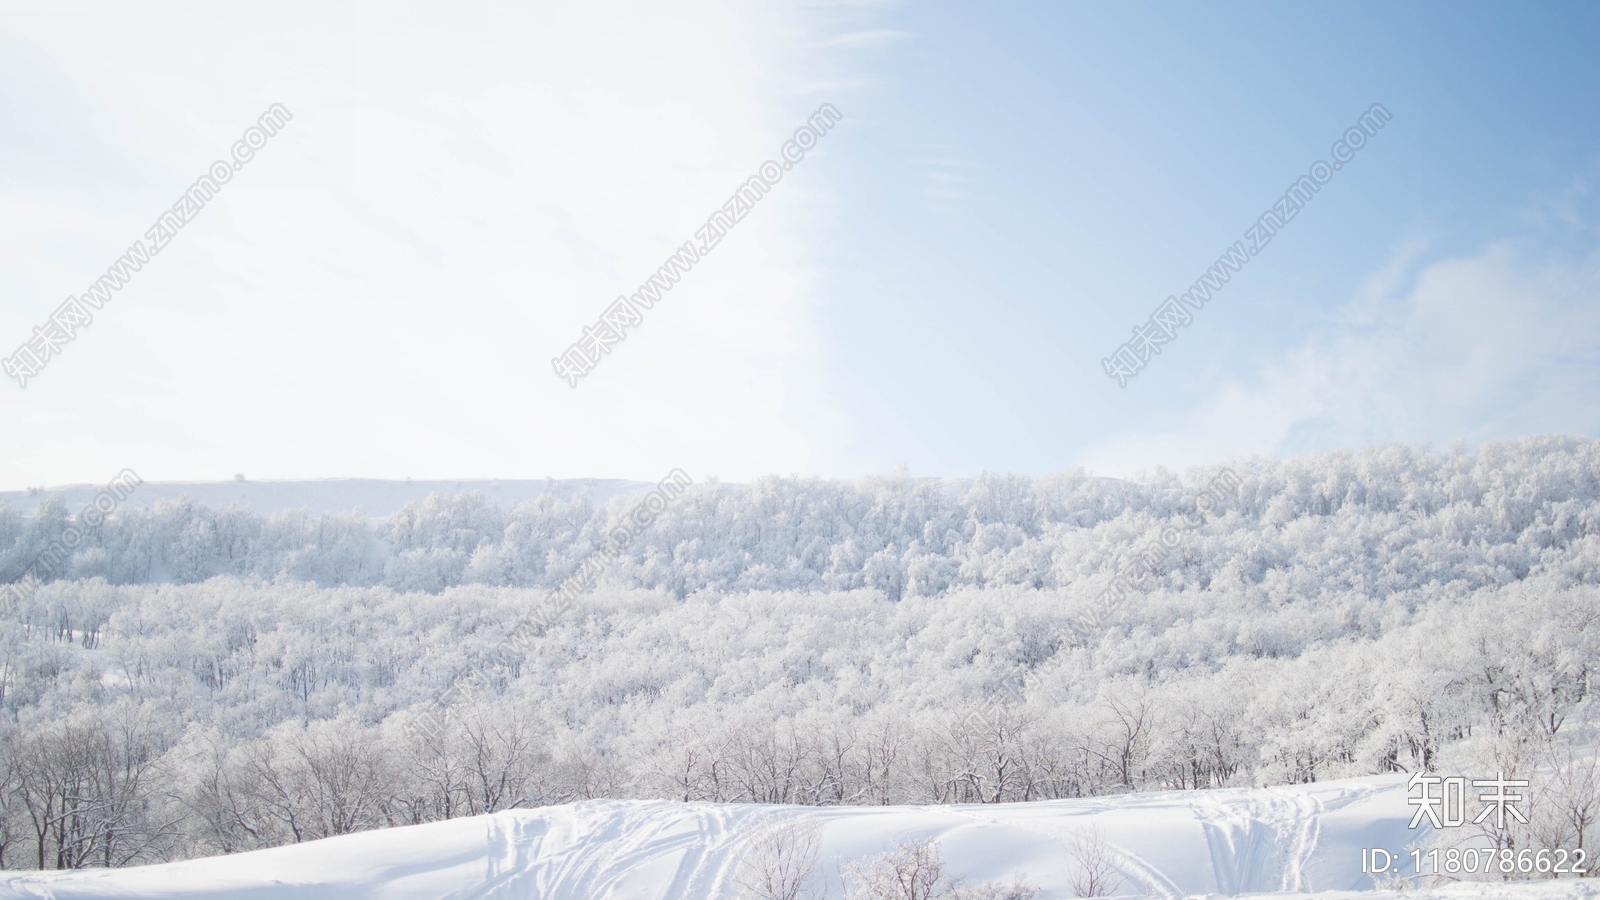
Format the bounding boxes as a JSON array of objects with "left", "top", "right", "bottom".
[
  {"left": 0, "top": 573, "right": 1595, "bottom": 868},
  {"left": 2, "top": 435, "right": 1599, "bottom": 599},
  {"left": 3, "top": 436, "right": 1600, "bottom": 869}
]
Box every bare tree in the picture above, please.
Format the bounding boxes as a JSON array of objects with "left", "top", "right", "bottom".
[
  {"left": 943, "top": 703, "right": 1039, "bottom": 804},
  {"left": 842, "top": 837, "right": 1039, "bottom": 900},
  {"left": 843, "top": 837, "right": 951, "bottom": 900},
  {"left": 1066, "top": 827, "right": 1122, "bottom": 898},
  {"left": 247, "top": 718, "right": 394, "bottom": 842},
  {"left": 0, "top": 727, "right": 20, "bottom": 868},
  {"left": 1089, "top": 691, "right": 1156, "bottom": 791},
  {"left": 1542, "top": 734, "right": 1600, "bottom": 855},
  {"left": 947, "top": 879, "right": 1039, "bottom": 900},
  {"left": 458, "top": 702, "right": 552, "bottom": 813},
  {"left": 182, "top": 731, "right": 287, "bottom": 853},
  {"left": 11, "top": 708, "right": 176, "bottom": 869},
  {"left": 389, "top": 702, "right": 474, "bottom": 824},
  {"left": 860, "top": 712, "right": 908, "bottom": 806},
  {"left": 735, "top": 817, "right": 821, "bottom": 900}
]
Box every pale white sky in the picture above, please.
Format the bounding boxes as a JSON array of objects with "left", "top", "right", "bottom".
[
  {"left": 5, "top": 2, "right": 1600, "bottom": 490},
  {"left": 2, "top": 2, "right": 860, "bottom": 487}
]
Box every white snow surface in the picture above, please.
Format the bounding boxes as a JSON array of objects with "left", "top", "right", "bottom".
[
  {"left": 0, "top": 478, "right": 658, "bottom": 519},
  {"left": 0, "top": 475, "right": 996, "bottom": 518},
  {"left": 6, "top": 774, "right": 1588, "bottom": 900}
]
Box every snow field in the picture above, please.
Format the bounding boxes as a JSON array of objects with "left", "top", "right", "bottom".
[{"left": 0, "top": 775, "right": 1461, "bottom": 899}]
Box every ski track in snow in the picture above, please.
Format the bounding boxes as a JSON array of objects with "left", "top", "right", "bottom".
[
  {"left": 450, "top": 800, "right": 747, "bottom": 900},
  {"left": 1281, "top": 788, "right": 1323, "bottom": 891},
  {"left": 1196, "top": 787, "right": 1312, "bottom": 893},
  {"left": 4, "top": 776, "right": 1590, "bottom": 900},
  {"left": 1191, "top": 778, "right": 1403, "bottom": 896},
  {"left": 945, "top": 801, "right": 1186, "bottom": 900}
]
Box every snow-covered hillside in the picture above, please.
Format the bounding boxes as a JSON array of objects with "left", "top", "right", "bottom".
[
  {"left": 0, "top": 776, "right": 1453, "bottom": 899},
  {"left": 0, "top": 477, "right": 659, "bottom": 519},
  {"left": 8, "top": 437, "right": 1600, "bottom": 599},
  {"left": 4, "top": 440, "right": 1599, "bottom": 887}
]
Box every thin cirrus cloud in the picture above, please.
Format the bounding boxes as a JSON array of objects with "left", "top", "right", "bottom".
[
  {"left": 1081, "top": 229, "right": 1600, "bottom": 476},
  {"left": 908, "top": 157, "right": 978, "bottom": 214}
]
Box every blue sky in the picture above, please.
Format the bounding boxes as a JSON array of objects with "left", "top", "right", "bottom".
[
  {"left": 2, "top": 1, "right": 1598, "bottom": 487},
  {"left": 818, "top": 1, "right": 1600, "bottom": 475}
]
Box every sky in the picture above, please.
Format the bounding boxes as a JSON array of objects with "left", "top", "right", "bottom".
[{"left": 2, "top": 0, "right": 1599, "bottom": 489}]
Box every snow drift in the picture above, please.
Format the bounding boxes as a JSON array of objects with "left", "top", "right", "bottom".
[{"left": 0, "top": 775, "right": 1545, "bottom": 900}]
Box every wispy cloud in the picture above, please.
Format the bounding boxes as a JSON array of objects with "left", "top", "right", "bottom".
[
  {"left": 1083, "top": 231, "right": 1600, "bottom": 475},
  {"left": 908, "top": 157, "right": 978, "bottom": 214},
  {"left": 815, "top": 28, "right": 907, "bottom": 51}
]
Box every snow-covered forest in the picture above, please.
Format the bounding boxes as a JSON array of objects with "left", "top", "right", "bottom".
[
  {"left": 8, "top": 436, "right": 1599, "bottom": 600},
  {"left": 2, "top": 436, "right": 1598, "bottom": 871}
]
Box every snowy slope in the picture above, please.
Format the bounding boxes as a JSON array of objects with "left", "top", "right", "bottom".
[
  {"left": 0, "top": 478, "right": 659, "bottom": 518},
  {"left": 6, "top": 774, "right": 1569, "bottom": 900},
  {"left": 0, "top": 475, "right": 1020, "bottom": 519}
]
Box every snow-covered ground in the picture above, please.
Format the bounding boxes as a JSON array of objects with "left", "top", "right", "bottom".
[
  {"left": 0, "top": 478, "right": 658, "bottom": 518},
  {"left": 9, "top": 774, "right": 1584, "bottom": 900},
  {"left": 0, "top": 475, "right": 1003, "bottom": 518}
]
